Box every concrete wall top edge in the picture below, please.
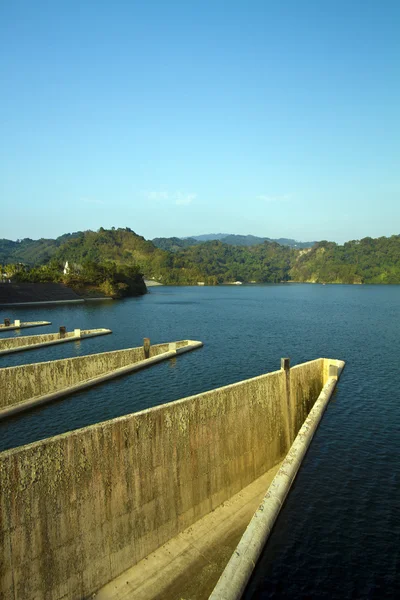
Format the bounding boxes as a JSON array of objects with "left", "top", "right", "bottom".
[
  {"left": 0, "top": 339, "right": 197, "bottom": 372},
  {"left": 289, "top": 357, "right": 324, "bottom": 371},
  {"left": 323, "top": 358, "right": 346, "bottom": 380},
  {"left": 209, "top": 363, "right": 345, "bottom": 600},
  {"left": 0, "top": 328, "right": 111, "bottom": 344},
  {"left": 324, "top": 358, "right": 346, "bottom": 368},
  {"left": 0, "top": 320, "right": 51, "bottom": 329},
  {"left": 0, "top": 356, "right": 336, "bottom": 460},
  {"left": 153, "top": 357, "right": 326, "bottom": 412}
]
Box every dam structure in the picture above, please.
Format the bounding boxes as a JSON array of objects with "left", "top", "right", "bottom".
[
  {"left": 0, "top": 327, "right": 112, "bottom": 356},
  {"left": 0, "top": 356, "right": 344, "bottom": 600},
  {"left": 0, "top": 319, "right": 51, "bottom": 332},
  {"left": 0, "top": 282, "right": 86, "bottom": 306},
  {"left": 0, "top": 339, "right": 202, "bottom": 420}
]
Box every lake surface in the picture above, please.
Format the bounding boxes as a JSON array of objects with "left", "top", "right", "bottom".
[{"left": 1, "top": 284, "right": 399, "bottom": 598}]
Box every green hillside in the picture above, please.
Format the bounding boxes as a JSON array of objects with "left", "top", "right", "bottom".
[
  {"left": 290, "top": 236, "right": 400, "bottom": 284},
  {"left": 1, "top": 229, "right": 399, "bottom": 285},
  {"left": 0, "top": 233, "right": 80, "bottom": 265},
  {"left": 53, "top": 228, "right": 164, "bottom": 270},
  {"left": 168, "top": 240, "right": 295, "bottom": 284},
  {"left": 151, "top": 237, "right": 199, "bottom": 252}
]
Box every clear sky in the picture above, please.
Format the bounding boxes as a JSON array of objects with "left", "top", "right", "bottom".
[{"left": 1, "top": 0, "right": 399, "bottom": 243}]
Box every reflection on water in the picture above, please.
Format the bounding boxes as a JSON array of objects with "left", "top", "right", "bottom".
[{"left": 1, "top": 284, "right": 399, "bottom": 598}]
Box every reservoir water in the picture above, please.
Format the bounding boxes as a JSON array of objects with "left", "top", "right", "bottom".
[{"left": 1, "top": 284, "right": 399, "bottom": 599}]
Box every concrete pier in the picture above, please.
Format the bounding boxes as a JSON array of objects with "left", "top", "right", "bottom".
[
  {"left": 209, "top": 359, "right": 345, "bottom": 600},
  {"left": 0, "top": 339, "right": 203, "bottom": 419},
  {"left": 0, "top": 356, "right": 343, "bottom": 600},
  {"left": 0, "top": 327, "right": 112, "bottom": 356},
  {"left": 0, "top": 319, "right": 51, "bottom": 332}
]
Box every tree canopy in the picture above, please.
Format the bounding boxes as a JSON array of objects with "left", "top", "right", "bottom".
[{"left": 1, "top": 229, "right": 399, "bottom": 286}]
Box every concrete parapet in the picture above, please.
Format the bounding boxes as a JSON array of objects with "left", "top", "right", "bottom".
[
  {"left": 0, "top": 320, "right": 51, "bottom": 332},
  {"left": 0, "top": 327, "right": 111, "bottom": 356},
  {"left": 0, "top": 357, "right": 328, "bottom": 600},
  {"left": 209, "top": 359, "right": 345, "bottom": 600},
  {"left": 0, "top": 340, "right": 202, "bottom": 419}
]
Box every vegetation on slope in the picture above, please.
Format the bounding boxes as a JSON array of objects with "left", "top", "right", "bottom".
[
  {"left": 168, "top": 241, "right": 295, "bottom": 284},
  {"left": 290, "top": 236, "right": 400, "bottom": 284},
  {"left": 213, "top": 234, "right": 315, "bottom": 248},
  {"left": 1, "top": 229, "right": 399, "bottom": 286},
  {"left": 151, "top": 237, "right": 199, "bottom": 251},
  {"left": 0, "top": 233, "right": 80, "bottom": 265},
  {"left": 152, "top": 234, "right": 316, "bottom": 249},
  {"left": 4, "top": 259, "right": 146, "bottom": 298}
]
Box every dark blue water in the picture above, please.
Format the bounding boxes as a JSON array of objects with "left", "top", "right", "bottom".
[{"left": 1, "top": 284, "right": 399, "bottom": 598}]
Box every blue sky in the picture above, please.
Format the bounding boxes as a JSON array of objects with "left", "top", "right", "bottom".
[{"left": 1, "top": 0, "right": 399, "bottom": 243}]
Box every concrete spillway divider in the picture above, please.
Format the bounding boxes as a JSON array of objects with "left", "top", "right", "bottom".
[
  {"left": 0, "top": 356, "right": 342, "bottom": 600},
  {"left": 0, "top": 339, "right": 203, "bottom": 420},
  {"left": 0, "top": 327, "right": 112, "bottom": 356},
  {"left": 209, "top": 359, "right": 345, "bottom": 600},
  {"left": 0, "top": 319, "right": 51, "bottom": 332}
]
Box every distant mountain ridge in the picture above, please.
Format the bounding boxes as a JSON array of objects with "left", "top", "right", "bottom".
[
  {"left": 152, "top": 234, "right": 315, "bottom": 251},
  {"left": 188, "top": 234, "right": 315, "bottom": 248}
]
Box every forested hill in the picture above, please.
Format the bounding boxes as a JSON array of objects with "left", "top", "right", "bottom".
[
  {"left": 290, "top": 236, "right": 400, "bottom": 284},
  {"left": 50, "top": 230, "right": 296, "bottom": 284},
  {"left": 1, "top": 229, "right": 399, "bottom": 284},
  {"left": 0, "top": 233, "right": 80, "bottom": 265},
  {"left": 52, "top": 228, "right": 164, "bottom": 269},
  {"left": 151, "top": 237, "right": 199, "bottom": 251},
  {"left": 168, "top": 241, "right": 295, "bottom": 284}
]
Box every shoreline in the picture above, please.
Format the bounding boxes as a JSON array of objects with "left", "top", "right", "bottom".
[{"left": 0, "top": 297, "right": 113, "bottom": 307}]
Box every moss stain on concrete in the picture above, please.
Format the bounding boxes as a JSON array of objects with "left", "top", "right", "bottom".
[{"left": 0, "top": 358, "right": 327, "bottom": 600}]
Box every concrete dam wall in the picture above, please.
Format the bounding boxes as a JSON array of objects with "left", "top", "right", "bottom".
[
  {"left": 0, "top": 282, "right": 83, "bottom": 306},
  {"left": 0, "top": 328, "right": 111, "bottom": 356},
  {"left": 0, "top": 340, "right": 195, "bottom": 416},
  {"left": 0, "top": 320, "right": 51, "bottom": 332},
  {"left": 0, "top": 358, "right": 332, "bottom": 600}
]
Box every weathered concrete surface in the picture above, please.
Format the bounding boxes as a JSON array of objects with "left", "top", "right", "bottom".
[
  {"left": 0, "top": 328, "right": 112, "bottom": 356},
  {"left": 0, "top": 340, "right": 202, "bottom": 419},
  {"left": 0, "top": 320, "right": 51, "bottom": 332},
  {"left": 95, "top": 464, "right": 281, "bottom": 600},
  {"left": 0, "top": 282, "right": 82, "bottom": 306},
  {"left": 143, "top": 279, "right": 163, "bottom": 287},
  {"left": 1, "top": 299, "right": 85, "bottom": 306},
  {"left": 0, "top": 358, "right": 325, "bottom": 600},
  {"left": 209, "top": 358, "right": 345, "bottom": 600}
]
